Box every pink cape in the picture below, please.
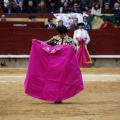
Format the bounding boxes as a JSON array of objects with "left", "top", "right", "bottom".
[
  {"left": 24, "top": 39, "right": 84, "bottom": 102},
  {"left": 76, "top": 38, "right": 91, "bottom": 67}
]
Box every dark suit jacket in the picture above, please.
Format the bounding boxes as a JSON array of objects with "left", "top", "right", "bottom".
[
  {"left": 83, "top": 22, "right": 91, "bottom": 29},
  {"left": 25, "top": 6, "right": 37, "bottom": 13},
  {"left": 70, "top": 24, "right": 79, "bottom": 29},
  {"left": 44, "top": 24, "right": 56, "bottom": 29},
  {"left": 47, "top": 6, "right": 58, "bottom": 14}
]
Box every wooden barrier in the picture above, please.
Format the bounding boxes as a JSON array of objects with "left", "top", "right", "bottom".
[
  {"left": 0, "top": 21, "right": 45, "bottom": 28},
  {"left": 0, "top": 28, "right": 120, "bottom": 55},
  {"left": 0, "top": 14, "right": 55, "bottom": 23},
  {"left": 0, "top": 14, "right": 54, "bottom": 18}
]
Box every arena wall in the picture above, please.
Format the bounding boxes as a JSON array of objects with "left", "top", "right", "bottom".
[{"left": 0, "top": 18, "right": 120, "bottom": 67}]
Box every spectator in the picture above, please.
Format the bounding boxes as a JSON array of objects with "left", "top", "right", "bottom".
[
  {"left": 71, "top": 2, "right": 82, "bottom": 13},
  {"left": 69, "top": 0, "right": 82, "bottom": 8},
  {"left": 45, "top": 0, "right": 50, "bottom": 7},
  {"left": 44, "top": 18, "right": 56, "bottom": 29},
  {"left": 0, "top": 3, "right": 3, "bottom": 13},
  {"left": 0, "top": 0, "right": 4, "bottom": 7},
  {"left": 45, "top": 0, "right": 58, "bottom": 7},
  {"left": 91, "top": 2, "right": 101, "bottom": 15},
  {"left": 70, "top": 17, "right": 79, "bottom": 29},
  {"left": 23, "top": 0, "right": 37, "bottom": 7},
  {"left": 112, "top": 2, "right": 120, "bottom": 26},
  {"left": 10, "top": 0, "right": 18, "bottom": 9},
  {"left": 37, "top": 0, "right": 47, "bottom": 13},
  {"left": 59, "top": 1, "right": 70, "bottom": 13},
  {"left": 0, "top": 0, "right": 4, "bottom": 12},
  {"left": 112, "top": 2, "right": 120, "bottom": 10},
  {"left": 16, "top": 1, "right": 26, "bottom": 13},
  {"left": 3, "top": 1, "right": 16, "bottom": 13},
  {"left": 57, "top": 0, "right": 65, "bottom": 8},
  {"left": 82, "top": 0, "right": 93, "bottom": 13},
  {"left": 1, "top": 14, "right": 6, "bottom": 21},
  {"left": 28, "top": 15, "right": 36, "bottom": 22},
  {"left": 47, "top": 0, "right": 58, "bottom": 14},
  {"left": 102, "top": 3, "right": 112, "bottom": 14},
  {"left": 102, "top": 0, "right": 116, "bottom": 8},
  {"left": 115, "top": 0, "right": 120, "bottom": 5},
  {"left": 57, "top": 20, "right": 64, "bottom": 27},
  {"left": 25, "top": 0, "right": 37, "bottom": 13},
  {"left": 83, "top": 16, "right": 91, "bottom": 29},
  {"left": 99, "top": 18, "right": 115, "bottom": 29}
]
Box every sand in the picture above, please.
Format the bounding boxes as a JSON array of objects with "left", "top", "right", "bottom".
[{"left": 0, "top": 68, "right": 120, "bottom": 120}]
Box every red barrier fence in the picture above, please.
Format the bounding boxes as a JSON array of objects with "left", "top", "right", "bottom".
[
  {"left": 0, "top": 22, "right": 45, "bottom": 28},
  {"left": 0, "top": 28, "right": 120, "bottom": 55},
  {"left": 0, "top": 13, "right": 54, "bottom": 18}
]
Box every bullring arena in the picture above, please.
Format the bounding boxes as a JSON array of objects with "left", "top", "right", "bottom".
[
  {"left": 0, "top": 67, "right": 120, "bottom": 120},
  {"left": 0, "top": 13, "right": 120, "bottom": 120}
]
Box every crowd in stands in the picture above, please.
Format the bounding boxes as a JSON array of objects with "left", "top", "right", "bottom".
[
  {"left": 44, "top": 16, "right": 116, "bottom": 29},
  {"left": 0, "top": 0, "right": 120, "bottom": 27}
]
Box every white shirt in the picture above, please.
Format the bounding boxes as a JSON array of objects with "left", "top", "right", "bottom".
[
  {"left": 91, "top": 7, "right": 101, "bottom": 15},
  {"left": 73, "top": 29, "right": 90, "bottom": 46}
]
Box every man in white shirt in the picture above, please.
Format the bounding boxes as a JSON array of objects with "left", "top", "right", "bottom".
[
  {"left": 73, "top": 22, "right": 92, "bottom": 67},
  {"left": 73, "top": 22, "right": 90, "bottom": 49}
]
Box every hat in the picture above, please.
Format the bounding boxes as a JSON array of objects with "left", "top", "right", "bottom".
[{"left": 77, "top": 23, "right": 84, "bottom": 26}]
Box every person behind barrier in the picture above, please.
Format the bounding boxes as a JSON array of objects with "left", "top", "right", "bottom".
[
  {"left": 57, "top": 20, "right": 64, "bottom": 27},
  {"left": 44, "top": 18, "right": 56, "bottom": 29},
  {"left": 37, "top": 0, "right": 47, "bottom": 14},
  {"left": 28, "top": 15, "right": 36, "bottom": 22},
  {"left": 25, "top": 0, "right": 37, "bottom": 13},
  {"left": 3, "top": 1, "right": 16, "bottom": 13},
  {"left": 1, "top": 14, "right": 6, "bottom": 21},
  {"left": 47, "top": 0, "right": 58, "bottom": 14},
  {"left": 70, "top": 17, "right": 79, "bottom": 29},
  {"left": 83, "top": 16, "right": 91, "bottom": 29},
  {"left": 99, "top": 18, "right": 115, "bottom": 29},
  {"left": 16, "top": 1, "right": 26, "bottom": 13}
]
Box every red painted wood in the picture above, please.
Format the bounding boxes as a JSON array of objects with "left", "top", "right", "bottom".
[
  {"left": 87, "top": 30, "right": 120, "bottom": 55},
  {"left": 0, "top": 22, "right": 45, "bottom": 28},
  {"left": 0, "top": 13, "right": 54, "bottom": 18},
  {"left": 0, "top": 28, "right": 120, "bottom": 55}
]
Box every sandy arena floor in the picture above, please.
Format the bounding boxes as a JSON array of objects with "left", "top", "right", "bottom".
[{"left": 0, "top": 68, "right": 120, "bottom": 120}]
